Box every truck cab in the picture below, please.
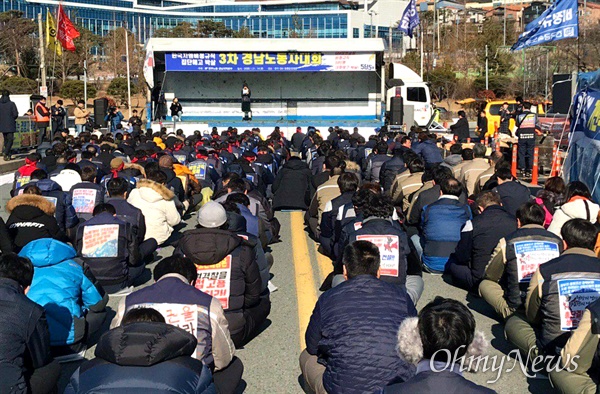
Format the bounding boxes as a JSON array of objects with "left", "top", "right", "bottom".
[{"left": 385, "top": 63, "right": 432, "bottom": 127}]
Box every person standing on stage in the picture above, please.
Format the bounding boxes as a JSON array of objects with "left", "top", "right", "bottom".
[
  {"left": 50, "top": 100, "right": 66, "bottom": 137},
  {"left": 127, "top": 109, "right": 143, "bottom": 135},
  {"left": 242, "top": 82, "right": 251, "bottom": 120},
  {"left": 35, "top": 97, "right": 50, "bottom": 146},
  {"left": 151, "top": 81, "right": 162, "bottom": 121},
  {"left": 170, "top": 98, "right": 183, "bottom": 122}
]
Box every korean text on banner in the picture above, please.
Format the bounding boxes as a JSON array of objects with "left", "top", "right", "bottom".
[
  {"left": 356, "top": 235, "right": 400, "bottom": 277},
  {"left": 72, "top": 188, "right": 97, "bottom": 214},
  {"left": 557, "top": 278, "right": 600, "bottom": 331},
  {"left": 165, "top": 52, "right": 376, "bottom": 72},
  {"left": 82, "top": 224, "right": 119, "bottom": 258},
  {"left": 140, "top": 303, "right": 199, "bottom": 358},
  {"left": 195, "top": 255, "right": 232, "bottom": 309}
]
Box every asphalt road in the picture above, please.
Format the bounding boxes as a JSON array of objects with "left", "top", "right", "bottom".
[{"left": 0, "top": 183, "right": 555, "bottom": 393}]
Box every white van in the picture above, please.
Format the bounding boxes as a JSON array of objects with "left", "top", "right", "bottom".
[{"left": 385, "top": 63, "right": 432, "bottom": 127}]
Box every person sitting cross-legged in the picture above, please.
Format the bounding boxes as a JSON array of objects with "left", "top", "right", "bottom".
[
  {"left": 505, "top": 219, "right": 600, "bottom": 360},
  {"left": 300, "top": 240, "right": 417, "bottom": 394},
  {"left": 65, "top": 307, "right": 216, "bottom": 394}
]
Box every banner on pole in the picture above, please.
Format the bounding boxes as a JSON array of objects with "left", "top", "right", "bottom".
[
  {"left": 511, "top": 0, "right": 578, "bottom": 51},
  {"left": 46, "top": 10, "right": 62, "bottom": 56},
  {"left": 398, "top": 0, "right": 420, "bottom": 38},
  {"left": 57, "top": 5, "right": 80, "bottom": 52}
]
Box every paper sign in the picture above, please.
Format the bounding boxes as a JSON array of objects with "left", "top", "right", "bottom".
[
  {"left": 356, "top": 235, "right": 400, "bottom": 277},
  {"left": 43, "top": 196, "right": 57, "bottom": 207},
  {"left": 514, "top": 241, "right": 560, "bottom": 282},
  {"left": 174, "top": 154, "right": 188, "bottom": 165},
  {"left": 72, "top": 188, "right": 97, "bottom": 214},
  {"left": 364, "top": 148, "right": 373, "bottom": 158},
  {"left": 15, "top": 175, "right": 30, "bottom": 189},
  {"left": 557, "top": 279, "right": 600, "bottom": 331},
  {"left": 195, "top": 255, "right": 232, "bottom": 309},
  {"left": 81, "top": 224, "right": 119, "bottom": 257},
  {"left": 189, "top": 162, "right": 207, "bottom": 180},
  {"left": 133, "top": 303, "right": 198, "bottom": 358}
]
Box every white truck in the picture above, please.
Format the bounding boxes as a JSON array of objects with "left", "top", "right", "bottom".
[{"left": 385, "top": 63, "right": 433, "bottom": 128}]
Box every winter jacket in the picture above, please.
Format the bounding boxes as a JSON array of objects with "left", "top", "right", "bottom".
[
  {"left": 448, "top": 205, "right": 517, "bottom": 290},
  {"left": 175, "top": 228, "right": 265, "bottom": 338},
  {"left": 305, "top": 275, "right": 417, "bottom": 394},
  {"left": 75, "top": 212, "right": 139, "bottom": 287},
  {"left": 412, "top": 140, "right": 443, "bottom": 167},
  {"left": 162, "top": 167, "right": 186, "bottom": 203},
  {"left": 406, "top": 181, "right": 436, "bottom": 225},
  {"left": 20, "top": 239, "right": 108, "bottom": 346},
  {"left": 12, "top": 162, "right": 45, "bottom": 193},
  {"left": 112, "top": 275, "right": 235, "bottom": 371},
  {"left": 364, "top": 154, "right": 391, "bottom": 182},
  {"left": 69, "top": 181, "right": 104, "bottom": 221},
  {"left": 0, "top": 94, "right": 18, "bottom": 133},
  {"left": 483, "top": 225, "right": 563, "bottom": 313},
  {"left": 441, "top": 154, "right": 462, "bottom": 170},
  {"left": 337, "top": 218, "right": 412, "bottom": 287},
  {"left": 105, "top": 197, "right": 147, "bottom": 244},
  {"left": 272, "top": 159, "right": 312, "bottom": 210},
  {"left": 379, "top": 155, "right": 406, "bottom": 192},
  {"left": 127, "top": 179, "right": 181, "bottom": 245},
  {"left": 559, "top": 298, "right": 600, "bottom": 386},
  {"left": 6, "top": 194, "right": 66, "bottom": 251},
  {"left": 493, "top": 180, "right": 531, "bottom": 217},
  {"left": 526, "top": 248, "right": 600, "bottom": 356},
  {"left": 0, "top": 217, "right": 13, "bottom": 255},
  {"left": 308, "top": 175, "right": 341, "bottom": 224},
  {"left": 51, "top": 169, "right": 82, "bottom": 195},
  {"left": 65, "top": 322, "right": 216, "bottom": 394},
  {"left": 74, "top": 107, "right": 89, "bottom": 125},
  {"left": 36, "top": 178, "right": 79, "bottom": 231},
  {"left": 384, "top": 368, "right": 495, "bottom": 394},
  {"left": 459, "top": 158, "right": 490, "bottom": 196},
  {"left": 450, "top": 117, "right": 470, "bottom": 142},
  {"left": 408, "top": 186, "right": 468, "bottom": 229},
  {"left": 320, "top": 191, "right": 355, "bottom": 258},
  {"left": 421, "top": 196, "right": 472, "bottom": 272},
  {"left": 548, "top": 198, "right": 600, "bottom": 237},
  {"left": 0, "top": 278, "right": 54, "bottom": 394},
  {"left": 390, "top": 171, "right": 424, "bottom": 212}
]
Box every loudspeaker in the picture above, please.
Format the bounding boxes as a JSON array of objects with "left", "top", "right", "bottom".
[
  {"left": 552, "top": 74, "right": 572, "bottom": 114},
  {"left": 390, "top": 97, "right": 404, "bottom": 125},
  {"left": 94, "top": 98, "right": 109, "bottom": 128}
]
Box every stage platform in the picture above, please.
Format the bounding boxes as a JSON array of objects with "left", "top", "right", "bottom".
[{"left": 152, "top": 118, "right": 384, "bottom": 139}]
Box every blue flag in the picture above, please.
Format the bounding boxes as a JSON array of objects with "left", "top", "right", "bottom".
[
  {"left": 511, "top": 0, "right": 578, "bottom": 51},
  {"left": 398, "top": 0, "right": 419, "bottom": 38}
]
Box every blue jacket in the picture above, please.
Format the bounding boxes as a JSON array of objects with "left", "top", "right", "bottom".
[
  {"left": 305, "top": 275, "right": 417, "bottom": 394},
  {"left": 65, "top": 322, "right": 215, "bottom": 394},
  {"left": 36, "top": 178, "right": 79, "bottom": 231},
  {"left": 421, "top": 197, "right": 472, "bottom": 272},
  {"left": 412, "top": 140, "right": 443, "bottom": 167},
  {"left": 20, "top": 239, "right": 107, "bottom": 346}
]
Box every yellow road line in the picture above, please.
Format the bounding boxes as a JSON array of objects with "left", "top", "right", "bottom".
[
  {"left": 314, "top": 242, "right": 333, "bottom": 283},
  {"left": 290, "top": 211, "right": 318, "bottom": 350}
]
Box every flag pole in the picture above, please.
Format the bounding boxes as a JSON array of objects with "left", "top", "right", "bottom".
[
  {"left": 124, "top": 21, "right": 132, "bottom": 118},
  {"left": 38, "top": 13, "right": 46, "bottom": 93}
]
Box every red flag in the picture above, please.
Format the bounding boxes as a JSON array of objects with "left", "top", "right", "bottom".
[{"left": 57, "top": 5, "right": 80, "bottom": 52}]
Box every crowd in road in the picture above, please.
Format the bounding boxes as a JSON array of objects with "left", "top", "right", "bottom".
[{"left": 0, "top": 87, "right": 598, "bottom": 394}]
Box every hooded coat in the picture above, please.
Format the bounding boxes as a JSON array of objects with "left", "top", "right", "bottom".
[
  {"left": 6, "top": 194, "right": 66, "bottom": 250},
  {"left": 65, "top": 322, "right": 215, "bottom": 394},
  {"left": 0, "top": 93, "right": 18, "bottom": 134},
  {"left": 127, "top": 179, "right": 181, "bottom": 245},
  {"left": 174, "top": 228, "right": 263, "bottom": 337},
  {"left": 548, "top": 198, "right": 600, "bottom": 237},
  {"left": 19, "top": 239, "right": 107, "bottom": 346},
  {"left": 272, "top": 159, "right": 312, "bottom": 210}
]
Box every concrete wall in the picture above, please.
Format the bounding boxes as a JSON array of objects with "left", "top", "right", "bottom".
[{"left": 163, "top": 71, "right": 380, "bottom": 101}]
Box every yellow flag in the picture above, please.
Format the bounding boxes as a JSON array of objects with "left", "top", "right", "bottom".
[{"left": 46, "top": 11, "right": 62, "bottom": 56}]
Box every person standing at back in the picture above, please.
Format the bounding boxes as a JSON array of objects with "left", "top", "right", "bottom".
[
  {"left": 0, "top": 90, "right": 18, "bottom": 161},
  {"left": 73, "top": 100, "right": 90, "bottom": 136},
  {"left": 35, "top": 97, "right": 50, "bottom": 146},
  {"left": 515, "top": 102, "right": 540, "bottom": 177},
  {"left": 450, "top": 111, "right": 470, "bottom": 142},
  {"left": 50, "top": 100, "right": 66, "bottom": 137}
]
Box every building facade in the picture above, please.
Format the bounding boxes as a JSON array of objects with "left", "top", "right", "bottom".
[{"left": 2, "top": 0, "right": 407, "bottom": 50}]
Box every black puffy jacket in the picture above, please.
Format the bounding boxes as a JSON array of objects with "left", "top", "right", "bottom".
[
  {"left": 175, "top": 228, "right": 264, "bottom": 337},
  {"left": 6, "top": 194, "right": 67, "bottom": 250},
  {"left": 65, "top": 322, "right": 215, "bottom": 393},
  {"left": 379, "top": 155, "right": 406, "bottom": 192},
  {"left": 0, "top": 278, "right": 54, "bottom": 394},
  {"left": 305, "top": 275, "right": 417, "bottom": 394},
  {"left": 272, "top": 158, "right": 312, "bottom": 210}
]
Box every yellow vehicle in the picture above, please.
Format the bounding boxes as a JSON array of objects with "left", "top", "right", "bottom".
[{"left": 483, "top": 100, "right": 545, "bottom": 137}]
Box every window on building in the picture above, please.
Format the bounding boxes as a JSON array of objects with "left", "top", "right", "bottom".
[{"left": 353, "top": 28, "right": 359, "bottom": 38}]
